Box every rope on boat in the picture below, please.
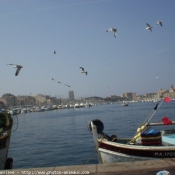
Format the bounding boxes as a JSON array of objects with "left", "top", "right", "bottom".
[
  {"left": 83, "top": 137, "right": 105, "bottom": 164},
  {"left": 12, "top": 114, "right": 19, "bottom": 132}
]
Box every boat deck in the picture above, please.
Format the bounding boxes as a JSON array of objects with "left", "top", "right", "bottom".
[{"left": 1, "top": 158, "right": 175, "bottom": 175}]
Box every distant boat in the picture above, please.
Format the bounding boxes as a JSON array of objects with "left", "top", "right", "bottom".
[
  {"left": 21, "top": 108, "right": 27, "bottom": 114},
  {"left": 80, "top": 103, "right": 85, "bottom": 107},
  {"left": 69, "top": 104, "right": 74, "bottom": 108},
  {"left": 85, "top": 103, "right": 92, "bottom": 107},
  {"left": 62, "top": 105, "right": 69, "bottom": 109},
  {"left": 121, "top": 103, "right": 128, "bottom": 106},
  {"left": 74, "top": 103, "right": 84, "bottom": 108},
  {"left": 57, "top": 105, "right": 62, "bottom": 109},
  {"left": 33, "top": 107, "right": 45, "bottom": 112},
  {"left": 9, "top": 109, "right": 20, "bottom": 115}
]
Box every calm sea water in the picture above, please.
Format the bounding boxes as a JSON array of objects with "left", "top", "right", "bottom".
[{"left": 8, "top": 101, "right": 175, "bottom": 169}]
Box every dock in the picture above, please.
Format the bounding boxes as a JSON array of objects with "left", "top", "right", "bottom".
[{"left": 1, "top": 158, "right": 175, "bottom": 175}]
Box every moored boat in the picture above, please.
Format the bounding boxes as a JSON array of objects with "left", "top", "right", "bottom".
[
  {"left": 121, "top": 103, "right": 128, "bottom": 106},
  {"left": 58, "top": 105, "right": 62, "bottom": 109},
  {"left": 74, "top": 103, "right": 84, "bottom": 108},
  {"left": 0, "top": 111, "right": 13, "bottom": 169},
  {"left": 89, "top": 97, "right": 175, "bottom": 163}
]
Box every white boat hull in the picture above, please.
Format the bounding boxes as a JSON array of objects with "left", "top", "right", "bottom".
[
  {"left": 99, "top": 148, "right": 155, "bottom": 163},
  {"left": 90, "top": 119, "right": 175, "bottom": 164}
]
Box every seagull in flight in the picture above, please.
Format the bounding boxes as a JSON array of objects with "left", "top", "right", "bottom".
[
  {"left": 58, "top": 81, "right": 61, "bottom": 84},
  {"left": 156, "top": 21, "right": 163, "bottom": 26},
  {"left": 106, "top": 28, "right": 117, "bottom": 38},
  {"left": 64, "top": 84, "right": 71, "bottom": 87},
  {"left": 7, "top": 64, "right": 23, "bottom": 76},
  {"left": 80, "top": 67, "right": 88, "bottom": 75},
  {"left": 54, "top": 50, "right": 56, "bottom": 54},
  {"left": 146, "top": 23, "right": 153, "bottom": 32},
  {"left": 52, "top": 78, "right": 55, "bottom": 81}
]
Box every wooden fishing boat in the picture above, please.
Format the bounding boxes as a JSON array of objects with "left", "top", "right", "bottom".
[
  {"left": 0, "top": 112, "right": 13, "bottom": 170},
  {"left": 89, "top": 97, "right": 175, "bottom": 163}
]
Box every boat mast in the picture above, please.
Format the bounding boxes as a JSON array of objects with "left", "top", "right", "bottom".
[{"left": 129, "top": 97, "right": 169, "bottom": 143}]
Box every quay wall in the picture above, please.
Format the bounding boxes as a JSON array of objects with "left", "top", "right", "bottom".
[{"left": 1, "top": 158, "right": 175, "bottom": 175}]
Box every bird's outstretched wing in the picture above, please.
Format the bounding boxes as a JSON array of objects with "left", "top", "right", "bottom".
[
  {"left": 7, "top": 63, "right": 15, "bottom": 65},
  {"left": 106, "top": 28, "right": 117, "bottom": 37},
  {"left": 64, "top": 84, "right": 71, "bottom": 87},
  {"left": 7, "top": 64, "right": 23, "bottom": 76},
  {"left": 15, "top": 67, "right": 22, "bottom": 76},
  {"left": 157, "top": 21, "right": 163, "bottom": 26},
  {"left": 7, "top": 63, "right": 17, "bottom": 67},
  {"left": 106, "top": 28, "right": 113, "bottom": 32},
  {"left": 80, "top": 67, "right": 84, "bottom": 71},
  {"left": 146, "top": 23, "right": 151, "bottom": 27}
]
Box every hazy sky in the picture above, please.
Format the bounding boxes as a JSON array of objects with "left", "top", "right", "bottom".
[{"left": 1, "top": 0, "right": 175, "bottom": 98}]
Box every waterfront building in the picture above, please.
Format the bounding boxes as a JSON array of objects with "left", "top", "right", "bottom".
[
  {"left": 121, "top": 92, "right": 136, "bottom": 100},
  {"left": 158, "top": 88, "right": 169, "bottom": 98},
  {"left": 69, "top": 91, "right": 74, "bottom": 101},
  {"left": 34, "top": 94, "right": 47, "bottom": 106},
  {"left": 16, "top": 95, "right": 36, "bottom": 106},
  {"left": 105, "top": 95, "right": 122, "bottom": 102},
  {"left": 1, "top": 93, "right": 17, "bottom": 107},
  {"left": 0, "top": 98, "right": 7, "bottom": 108},
  {"left": 142, "top": 93, "right": 159, "bottom": 100},
  {"left": 164, "top": 85, "right": 175, "bottom": 99},
  {"left": 169, "top": 85, "right": 175, "bottom": 93}
]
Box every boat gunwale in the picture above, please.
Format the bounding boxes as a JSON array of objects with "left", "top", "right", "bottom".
[{"left": 98, "top": 138, "right": 175, "bottom": 151}]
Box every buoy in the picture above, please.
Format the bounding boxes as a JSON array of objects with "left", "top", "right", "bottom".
[{"left": 137, "top": 123, "right": 147, "bottom": 133}]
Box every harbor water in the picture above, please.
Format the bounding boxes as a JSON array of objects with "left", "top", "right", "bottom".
[{"left": 8, "top": 101, "right": 175, "bottom": 169}]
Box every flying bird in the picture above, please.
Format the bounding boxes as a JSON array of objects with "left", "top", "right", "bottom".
[
  {"left": 54, "top": 50, "right": 56, "bottom": 54},
  {"left": 58, "top": 81, "right": 61, "bottom": 84},
  {"left": 80, "top": 67, "right": 88, "bottom": 75},
  {"left": 64, "top": 84, "right": 71, "bottom": 87},
  {"left": 7, "top": 64, "right": 23, "bottom": 76},
  {"left": 156, "top": 21, "right": 163, "bottom": 26},
  {"left": 146, "top": 23, "right": 153, "bottom": 32},
  {"left": 52, "top": 78, "right": 55, "bottom": 81},
  {"left": 106, "top": 28, "right": 117, "bottom": 37}
]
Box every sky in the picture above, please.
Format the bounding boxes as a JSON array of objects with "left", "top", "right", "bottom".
[{"left": 0, "top": 0, "right": 175, "bottom": 98}]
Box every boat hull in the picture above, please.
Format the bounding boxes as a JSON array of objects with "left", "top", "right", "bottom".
[
  {"left": 0, "top": 136, "right": 12, "bottom": 169},
  {"left": 98, "top": 140, "right": 175, "bottom": 163},
  {"left": 99, "top": 148, "right": 154, "bottom": 163},
  {"left": 0, "top": 112, "right": 13, "bottom": 170}
]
